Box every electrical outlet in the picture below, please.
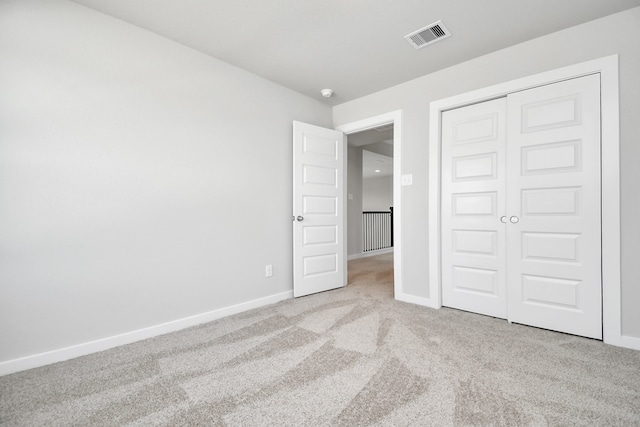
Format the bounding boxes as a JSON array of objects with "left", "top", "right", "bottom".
[{"left": 265, "top": 265, "right": 273, "bottom": 277}]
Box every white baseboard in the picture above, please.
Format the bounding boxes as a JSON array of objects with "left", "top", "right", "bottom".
[
  {"left": 395, "top": 291, "right": 440, "bottom": 309},
  {"left": 348, "top": 248, "right": 394, "bottom": 260},
  {"left": 0, "top": 290, "right": 293, "bottom": 376},
  {"left": 618, "top": 334, "right": 640, "bottom": 351}
]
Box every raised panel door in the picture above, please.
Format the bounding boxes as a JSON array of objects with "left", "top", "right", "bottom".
[
  {"left": 293, "top": 121, "right": 346, "bottom": 297},
  {"left": 440, "top": 75, "right": 602, "bottom": 339},
  {"left": 441, "top": 98, "right": 508, "bottom": 318},
  {"left": 506, "top": 74, "right": 602, "bottom": 339}
]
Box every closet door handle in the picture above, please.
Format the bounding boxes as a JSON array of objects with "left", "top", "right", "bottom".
[
  {"left": 509, "top": 216, "right": 520, "bottom": 224},
  {"left": 500, "top": 216, "right": 507, "bottom": 223}
]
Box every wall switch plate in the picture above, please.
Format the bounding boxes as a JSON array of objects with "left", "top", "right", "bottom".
[
  {"left": 401, "top": 174, "right": 413, "bottom": 186},
  {"left": 265, "top": 265, "right": 273, "bottom": 277}
]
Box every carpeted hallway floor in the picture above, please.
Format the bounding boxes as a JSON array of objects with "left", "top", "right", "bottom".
[{"left": 1, "top": 252, "right": 639, "bottom": 426}]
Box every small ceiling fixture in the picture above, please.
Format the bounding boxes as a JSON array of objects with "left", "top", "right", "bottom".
[
  {"left": 404, "top": 20, "right": 451, "bottom": 49},
  {"left": 321, "top": 89, "right": 333, "bottom": 98}
]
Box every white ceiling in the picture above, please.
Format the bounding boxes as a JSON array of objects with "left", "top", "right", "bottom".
[
  {"left": 71, "top": 0, "right": 640, "bottom": 105},
  {"left": 348, "top": 127, "right": 393, "bottom": 148},
  {"left": 348, "top": 126, "right": 394, "bottom": 178},
  {"left": 363, "top": 150, "right": 393, "bottom": 179}
]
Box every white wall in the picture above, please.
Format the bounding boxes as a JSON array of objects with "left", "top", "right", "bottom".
[
  {"left": 363, "top": 176, "right": 393, "bottom": 211},
  {"left": 333, "top": 7, "right": 640, "bottom": 339},
  {"left": 0, "top": 0, "right": 332, "bottom": 367},
  {"left": 347, "top": 146, "right": 363, "bottom": 256}
]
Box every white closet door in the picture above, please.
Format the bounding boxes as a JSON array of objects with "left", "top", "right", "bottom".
[
  {"left": 441, "top": 98, "right": 508, "bottom": 318},
  {"left": 506, "top": 74, "right": 602, "bottom": 339}
]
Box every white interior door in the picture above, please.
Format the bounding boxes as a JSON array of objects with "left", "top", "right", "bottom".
[
  {"left": 506, "top": 74, "right": 602, "bottom": 339},
  {"left": 440, "top": 74, "right": 602, "bottom": 339},
  {"left": 441, "top": 98, "right": 508, "bottom": 318},
  {"left": 293, "top": 121, "right": 346, "bottom": 297}
]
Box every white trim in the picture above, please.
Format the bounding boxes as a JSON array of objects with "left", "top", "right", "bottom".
[
  {"left": 348, "top": 247, "right": 394, "bottom": 260},
  {"left": 0, "top": 291, "right": 293, "bottom": 376},
  {"left": 336, "top": 111, "right": 403, "bottom": 301},
  {"left": 598, "top": 58, "right": 622, "bottom": 346},
  {"left": 619, "top": 335, "right": 640, "bottom": 351},
  {"left": 428, "top": 55, "right": 626, "bottom": 347}
]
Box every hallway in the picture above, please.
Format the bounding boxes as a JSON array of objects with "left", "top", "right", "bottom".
[{"left": 347, "top": 253, "right": 394, "bottom": 298}]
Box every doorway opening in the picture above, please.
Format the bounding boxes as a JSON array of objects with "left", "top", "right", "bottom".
[
  {"left": 336, "top": 110, "right": 402, "bottom": 300},
  {"left": 346, "top": 125, "right": 394, "bottom": 294}
]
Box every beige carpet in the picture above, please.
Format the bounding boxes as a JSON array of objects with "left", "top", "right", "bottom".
[{"left": 1, "top": 253, "right": 639, "bottom": 426}]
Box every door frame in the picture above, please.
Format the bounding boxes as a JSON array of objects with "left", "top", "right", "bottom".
[
  {"left": 336, "top": 110, "right": 403, "bottom": 300},
  {"left": 428, "top": 55, "right": 632, "bottom": 348}
]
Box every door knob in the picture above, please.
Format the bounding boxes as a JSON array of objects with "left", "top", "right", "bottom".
[
  {"left": 500, "top": 216, "right": 507, "bottom": 223},
  {"left": 296, "top": 216, "right": 304, "bottom": 222},
  {"left": 509, "top": 216, "right": 519, "bottom": 224}
]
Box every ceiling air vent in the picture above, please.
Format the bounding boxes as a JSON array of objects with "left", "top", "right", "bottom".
[{"left": 405, "top": 20, "right": 451, "bottom": 49}]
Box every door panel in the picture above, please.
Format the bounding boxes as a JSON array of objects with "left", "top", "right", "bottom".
[
  {"left": 453, "top": 230, "right": 497, "bottom": 255},
  {"left": 441, "top": 98, "right": 508, "bottom": 318},
  {"left": 521, "top": 187, "right": 580, "bottom": 215},
  {"left": 521, "top": 232, "right": 579, "bottom": 262},
  {"left": 293, "top": 121, "right": 346, "bottom": 297},
  {"left": 521, "top": 140, "right": 582, "bottom": 174},
  {"left": 506, "top": 74, "right": 602, "bottom": 339}
]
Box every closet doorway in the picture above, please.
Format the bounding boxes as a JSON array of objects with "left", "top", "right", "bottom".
[{"left": 440, "top": 74, "right": 602, "bottom": 339}]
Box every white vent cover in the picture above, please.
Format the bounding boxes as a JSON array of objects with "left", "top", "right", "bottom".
[{"left": 405, "top": 20, "right": 451, "bottom": 49}]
